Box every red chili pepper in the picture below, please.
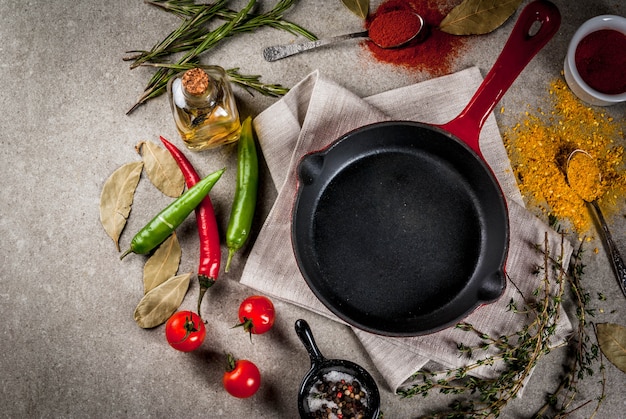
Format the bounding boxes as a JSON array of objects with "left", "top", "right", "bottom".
[{"left": 160, "top": 136, "right": 221, "bottom": 316}]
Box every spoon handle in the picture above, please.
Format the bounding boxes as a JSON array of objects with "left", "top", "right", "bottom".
[
  {"left": 263, "top": 31, "right": 369, "bottom": 62},
  {"left": 589, "top": 200, "right": 626, "bottom": 298}
]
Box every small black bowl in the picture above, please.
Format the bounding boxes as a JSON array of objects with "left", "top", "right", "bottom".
[{"left": 295, "top": 319, "right": 381, "bottom": 418}]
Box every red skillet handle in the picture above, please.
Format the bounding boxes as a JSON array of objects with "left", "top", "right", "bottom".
[{"left": 440, "top": 0, "right": 561, "bottom": 157}]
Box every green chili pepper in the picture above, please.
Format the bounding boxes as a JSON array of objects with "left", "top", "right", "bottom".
[
  {"left": 120, "top": 167, "right": 225, "bottom": 260},
  {"left": 225, "top": 117, "right": 258, "bottom": 272}
]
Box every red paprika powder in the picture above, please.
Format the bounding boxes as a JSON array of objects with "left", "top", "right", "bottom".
[
  {"left": 364, "top": 0, "right": 469, "bottom": 76},
  {"left": 574, "top": 29, "right": 626, "bottom": 95},
  {"left": 368, "top": 9, "right": 423, "bottom": 48}
]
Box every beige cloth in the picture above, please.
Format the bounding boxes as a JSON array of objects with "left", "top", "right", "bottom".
[{"left": 241, "top": 68, "right": 573, "bottom": 392}]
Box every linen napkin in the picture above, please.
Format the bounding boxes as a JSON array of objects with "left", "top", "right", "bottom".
[{"left": 241, "top": 68, "right": 573, "bottom": 392}]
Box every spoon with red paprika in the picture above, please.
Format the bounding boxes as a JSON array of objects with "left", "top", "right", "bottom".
[{"left": 263, "top": 10, "right": 424, "bottom": 62}]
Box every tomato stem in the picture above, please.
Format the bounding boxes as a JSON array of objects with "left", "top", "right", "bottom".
[
  {"left": 233, "top": 316, "right": 255, "bottom": 341},
  {"left": 173, "top": 312, "right": 199, "bottom": 344},
  {"left": 225, "top": 353, "right": 237, "bottom": 372}
]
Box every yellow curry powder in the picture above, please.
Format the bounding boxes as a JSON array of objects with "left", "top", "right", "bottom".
[
  {"left": 567, "top": 151, "right": 603, "bottom": 202},
  {"left": 503, "top": 77, "right": 626, "bottom": 233}
]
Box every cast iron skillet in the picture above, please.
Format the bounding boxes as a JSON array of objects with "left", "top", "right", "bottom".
[
  {"left": 292, "top": 1, "right": 561, "bottom": 337},
  {"left": 295, "top": 319, "right": 381, "bottom": 418}
]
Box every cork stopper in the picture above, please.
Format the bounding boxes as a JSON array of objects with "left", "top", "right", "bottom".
[{"left": 182, "top": 68, "right": 210, "bottom": 96}]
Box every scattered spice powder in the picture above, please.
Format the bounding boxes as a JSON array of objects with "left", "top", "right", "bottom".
[
  {"left": 504, "top": 77, "right": 626, "bottom": 233},
  {"left": 364, "top": 0, "right": 468, "bottom": 75}
]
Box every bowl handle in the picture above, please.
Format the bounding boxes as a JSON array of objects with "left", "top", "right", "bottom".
[{"left": 295, "top": 319, "right": 326, "bottom": 368}]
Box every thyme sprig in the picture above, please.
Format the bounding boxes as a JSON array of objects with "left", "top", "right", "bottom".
[
  {"left": 398, "top": 233, "right": 606, "bottom": 418},
  {"left": 535, "top": 242, "right": 606, "bottom": 419},
  {"left": 125, "top": 0, "right": 316, "bottom": 114}
]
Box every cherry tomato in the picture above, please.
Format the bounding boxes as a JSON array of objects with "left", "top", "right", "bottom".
[
  {"left": 165, "top": 311, "right": 206, "bottom": 352},
  {"left": 236, "top": 295, "right": 275, "bottom": 336},
  {"left": 223, "top": 354, "right": 261, "bottom": 398}
]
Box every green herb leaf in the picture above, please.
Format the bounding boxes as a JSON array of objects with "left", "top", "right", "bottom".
[
  {"left": 126, "top": 0, "right": 316, "bottom": 114},
  {"left": 99, "top": 161, "right": 144, "bottom": 251},
  {"left": 440, "top": 0, "right": 523, "bottom": 35},
  {"left": 340, "top": 0, "right": 369, "bottom": 19},
  {"left": 136, "top": 140, "right": 185, "bottom": 198},
  {"left": 397, "top": 235, "right": 607, "bottom": 417},
  {"left": 143, "top": 233, "right": 181, "bottom": 294},
  {"left": 134, "top": 272, "right": 192, "bottom": 328},
  {"left": 597, "top": 322, "right": 626, "bottom": 374}
]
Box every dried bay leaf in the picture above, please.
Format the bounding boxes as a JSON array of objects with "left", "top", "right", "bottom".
[
  {"left": 143, "top": 233, "right": 181, "bottom": 294},
  {"left": 136, "top": 140, "right": 185, "bottom": 198},
  {"left": 440, "top": 0, "right": 523, "bottom": 35},
  {"left": 134, "top": 272, "right": 192, "bottom": 328},
  {"left": 341, "top": 0, "right": 368, "bottom": 19},
  {"left": 597, "top": 322, "right": 626, "bottom": 374},
  {"left": 100, "top": 161, "right": 144, "bottom": 251}
]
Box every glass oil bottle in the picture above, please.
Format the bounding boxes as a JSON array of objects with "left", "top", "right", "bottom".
[{"left": 167, "top": 66, "right": 241, "bottom": 151}]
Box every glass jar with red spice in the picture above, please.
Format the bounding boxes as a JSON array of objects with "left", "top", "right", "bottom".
[{"left": 564, "top": 15, "right": 626, "bottom": 106}]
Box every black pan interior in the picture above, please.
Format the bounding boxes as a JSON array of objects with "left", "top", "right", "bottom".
[{"left": 292, "top": 122, "right": 508, "bottom": 336}]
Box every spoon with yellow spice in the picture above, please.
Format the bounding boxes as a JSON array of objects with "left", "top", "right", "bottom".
[{"left": 567, "top": 149, "right": 626, "bottom": 297}]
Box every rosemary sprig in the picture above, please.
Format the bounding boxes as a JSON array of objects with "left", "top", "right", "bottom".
[
  {"left": 126, "top": 0, "right": 254, "bottom": 114},
  {"left": 125, "top": 0, "right": 316, "bottom": 114},
  {"left": 144, "top": 62, "right": 289, "bottom": 97},
  {"left": 125, "top": 0, "right": 228, "bottom": 68},
  {"left": 226, "top": 67, "right": 289, "bottom": 97},
  {"left": 146, "top": 0, "right": 317, "bottom": 39},
  {"left": 398, "top": 232, "right": 606, "bottom": 418},
  {"left": 213, "top": 0, "right": 317, "bottom": 39},
  {"left": 143, "top": 0, "right": 198, "bottom": 17}
]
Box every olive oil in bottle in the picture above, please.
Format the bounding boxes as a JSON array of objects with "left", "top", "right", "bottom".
[{"left": 167, "top": 66, "right": 241, "bottom": 151}]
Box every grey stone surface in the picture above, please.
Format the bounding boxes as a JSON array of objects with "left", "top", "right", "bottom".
[{"left": 1, "top": 0, "right": 625, "bottom": 417}]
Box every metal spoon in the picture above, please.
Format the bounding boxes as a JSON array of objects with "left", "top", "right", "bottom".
[
  {"left": 567, "top": 149, "right": 626, "bottom": 298},
  {"left": 263, "top": 13, "right": 424, "bottom": 62}
]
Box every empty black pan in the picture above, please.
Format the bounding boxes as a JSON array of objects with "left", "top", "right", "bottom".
[{"left": 292, "top": 1, "right": 561, "bottom": 337}]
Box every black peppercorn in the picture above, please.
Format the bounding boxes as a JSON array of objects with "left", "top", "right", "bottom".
[{"left": 306, "top": 373, "right": 368, "bottom": 418}]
